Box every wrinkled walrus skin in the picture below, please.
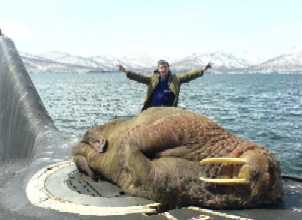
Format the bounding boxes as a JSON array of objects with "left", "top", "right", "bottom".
[{"left": 72, "top": 107, "right": 283, "bottom": 209}]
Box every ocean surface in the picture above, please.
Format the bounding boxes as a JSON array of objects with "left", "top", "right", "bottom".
[{"left": 30, "top": 72, "right": 302, "bottom": 176}]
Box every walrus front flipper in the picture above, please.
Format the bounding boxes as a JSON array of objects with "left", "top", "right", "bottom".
[
  {"left": 74, "top": 155, "right": 97, "bottom": 179},
  {"left": 199, "top": 157, "right": 250, "bottom": 185}
]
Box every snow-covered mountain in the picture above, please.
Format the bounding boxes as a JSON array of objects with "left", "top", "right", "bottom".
[
  {"left": 253, "top": 50, "right": 302, "bottom": 71},
  {"left": 20, "top": 52, "right": 93, "bottom": 73},
  {"left": 115, "top": 55, "right": 155, "bottom": 69},
  {"left": 20, "top": 51, "right": 158, "bottom": 73},
  {"left": 20, "top": 52, "right": 116, "bottom": 73},
  {"left": 172, "top": 52, "right": 250, "bottom": 71},
  {"left": 20, "top": 50, "right": 302, "bottom": 74},
  {"left": 39, "top": 51, "right": 101, "bottom": 68}
]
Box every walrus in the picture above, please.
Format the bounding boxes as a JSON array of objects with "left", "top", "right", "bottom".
[{"left": 72, "top": 107, "right": 283, "bottom": 209}]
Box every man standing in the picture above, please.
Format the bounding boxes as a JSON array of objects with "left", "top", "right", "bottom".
[{"left": 118, "top": 60, "right": 211, "bottom": 111}]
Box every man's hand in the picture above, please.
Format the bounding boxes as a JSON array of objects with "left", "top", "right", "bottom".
[
  {"left": 204, "top": 62, "right": 212, "bottom": 71},
  {"left": 117, "top": 64, "right": 127, "bottom": 73}
]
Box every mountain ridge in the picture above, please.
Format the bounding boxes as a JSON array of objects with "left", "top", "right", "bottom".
[{"left": 20, "top": 50, "right": 302, "bottom": 74}]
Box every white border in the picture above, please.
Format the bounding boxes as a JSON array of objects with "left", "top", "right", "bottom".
[{"left": 26, "top": 160, "right": 159, "bottom": 216}]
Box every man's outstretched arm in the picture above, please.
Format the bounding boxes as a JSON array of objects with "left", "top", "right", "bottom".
[
  {"left": 177, "top": 63, "right": 212, "bottom": 84},
  {"left": 118, "top": 65, "right": 151, "bottom": 85}
]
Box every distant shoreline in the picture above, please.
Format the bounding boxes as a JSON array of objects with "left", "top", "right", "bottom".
[{"left": 28, "top": 70, "right": 302, "bottom": 75}]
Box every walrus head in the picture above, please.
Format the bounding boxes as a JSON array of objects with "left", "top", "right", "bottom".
[{"left": 82, "top": 129, "right": 108, "bottom": 153}]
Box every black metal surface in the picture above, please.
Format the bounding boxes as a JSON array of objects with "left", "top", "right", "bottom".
[{"left": 67, "top": 170, "right": 125, "bottom": 197}]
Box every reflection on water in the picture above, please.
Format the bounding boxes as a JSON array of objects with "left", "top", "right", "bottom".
[{"left": 30, "top": 72, "right": 302, "bottom": 176}]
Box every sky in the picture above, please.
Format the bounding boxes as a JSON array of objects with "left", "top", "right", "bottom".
[{"left": 1, "top": 0, "right": 302, "bottom": 63}]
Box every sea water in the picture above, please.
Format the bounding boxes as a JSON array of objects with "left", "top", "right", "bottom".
[{"left": 30, "top": 72, "right": 302, "bottom": 176}]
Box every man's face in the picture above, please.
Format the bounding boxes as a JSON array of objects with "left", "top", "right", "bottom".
[{"left": 158, "top": 64, "right": 169, "bottom": 76}]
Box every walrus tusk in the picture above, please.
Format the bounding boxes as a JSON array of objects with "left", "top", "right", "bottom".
[
  {"left": 199, "top": 157, "right": 250, "bottom": 185},
  {"left": 200, "top": 158, "right": 248, "bottom": 165},
  {"left": 199, "top": 177, "right": 249, "bottom": 185},
  {"left": 145, "top": 203, "right": 161, "bottom": 209}
]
